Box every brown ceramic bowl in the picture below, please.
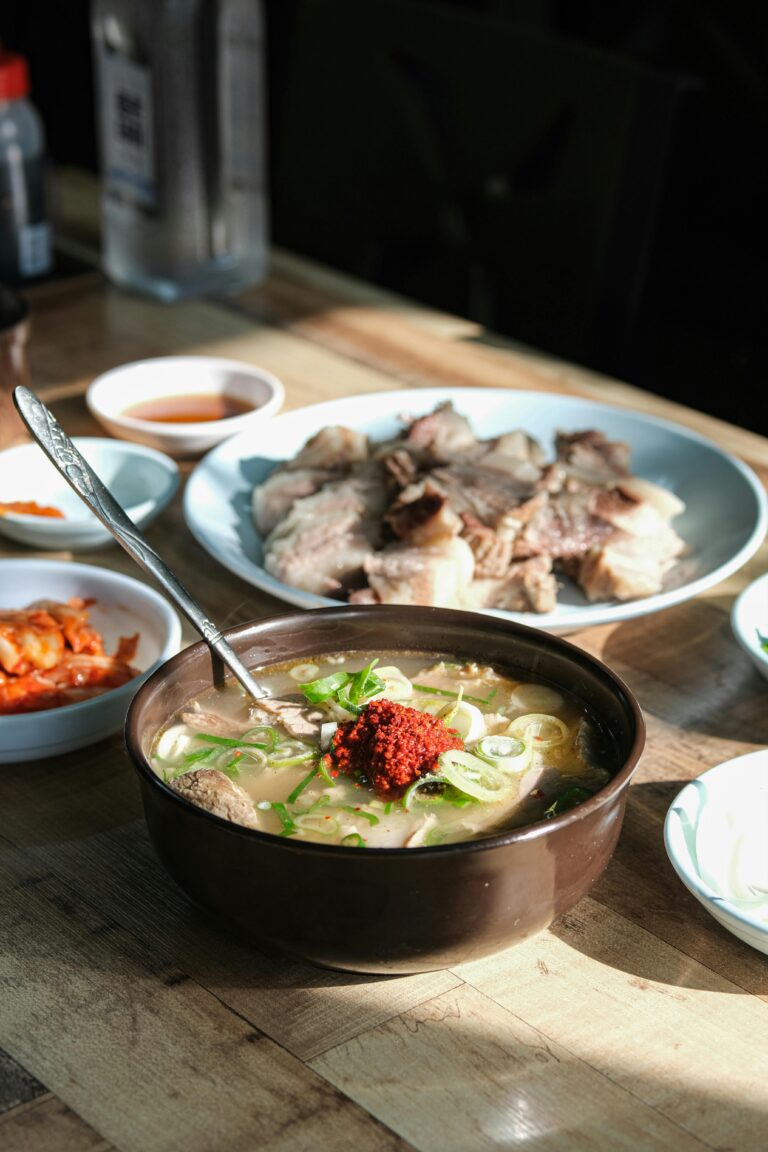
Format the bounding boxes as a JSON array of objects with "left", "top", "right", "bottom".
[{"left": 126, "top": 605, "right": 644, "bottom": 974}]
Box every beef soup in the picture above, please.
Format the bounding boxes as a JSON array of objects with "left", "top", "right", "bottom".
[{"left": 150, "top": 651, "right": 619, "bottom": 848}]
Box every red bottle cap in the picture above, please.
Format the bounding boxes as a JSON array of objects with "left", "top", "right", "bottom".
[{"left": 0, "top": 48, "right": 30, "bottom": 101}]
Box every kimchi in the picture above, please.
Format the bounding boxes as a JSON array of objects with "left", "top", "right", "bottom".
[{"left": 0, "top": 598, "right": 139, "bottom": 714}]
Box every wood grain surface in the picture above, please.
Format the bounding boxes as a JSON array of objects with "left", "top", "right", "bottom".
[{"left": 0, "top": 253, "right": 767, "bottom": 1152}]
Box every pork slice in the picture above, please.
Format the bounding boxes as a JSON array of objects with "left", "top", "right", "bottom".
[
  {"left": 430, "top": 464, "right": 535, "bottom": 526},
  {"left": 253, "top": 467, "right": 336, "bottom": 536},
  {"left": 170, "top": 769, "right": 260, "bottom": 830},
  {"left": 510, "top": 489, "right": 617, "bottom": 559},
  {"left": 263, "top": 474, "right": 388, "bottom": 596},
  {"left": 475, "top": 430, "right": 547, "bottom": 485},
  {"left": 359, "top": 535, "right": 475, "bottom": 608},
  {"left": 180, "top": 710, "right": 251, "bottom": 737},
  {"left": 555, "top": 430, "right": 630, "bottom": 484},
  {"left": 252, "top": 699, "right": 324, "bottom": 740},
  {"left": 286, "top": 425, "right": 369, "bottom": 472},
  {"left": 386, "top": 482, "right": 463, "bottom": 545},
  {"left": 570, "top": 528, "right": 685, "bottom": 602},
  {"left": 381, "top": 447, "right": 419, "bottom": 488},
  {"left": 466, "top": 555, "right": 557, "bottom": 614},
  {"left": 461, "top": 513, "right": 514, "bottom": 578},
  {"left": 404, "top": 402, "right": 478, "bottom": 462}
]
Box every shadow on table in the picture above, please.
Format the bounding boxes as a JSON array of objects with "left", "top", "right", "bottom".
[{"left": 548, "top": 777, "right": 768, "bottom": 996}]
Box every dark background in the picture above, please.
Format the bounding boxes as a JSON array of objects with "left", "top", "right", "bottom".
[{"left": 1, "top": 0, "right": 766, "bottom": 434}]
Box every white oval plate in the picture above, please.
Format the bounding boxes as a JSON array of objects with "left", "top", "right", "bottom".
[{"left": 183, "top": 388, "right": 768, "bottom": 633}]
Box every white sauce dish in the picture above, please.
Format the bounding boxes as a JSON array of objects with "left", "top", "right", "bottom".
[
  {"left": 731, "top": 572, "right": 768, "bottom": 683},
  {"left": 86, "top": 355, "right": 284, "bottom": 457},
  {"left": 0, "top": 437, "right": 179, "bottom": 551},
  {"left": 664, "top": 749, "right": 768, "bottom": 955}
]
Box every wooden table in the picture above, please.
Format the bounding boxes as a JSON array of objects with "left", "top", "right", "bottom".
[{"left": 1, "top": 253, "right": 767, "bottom": 1152}]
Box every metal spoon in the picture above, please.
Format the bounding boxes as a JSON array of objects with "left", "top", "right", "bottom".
[{"left": 13, "top": 384, "right": 267, "bottom": 700}]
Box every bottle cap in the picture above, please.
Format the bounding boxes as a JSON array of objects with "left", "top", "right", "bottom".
[{"left": 0, "top": 48, "right": 30, "bottom": 101}]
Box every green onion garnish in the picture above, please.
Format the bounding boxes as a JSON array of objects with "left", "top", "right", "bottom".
[
  {"left": 196, "top": 733, "right": 272, "bottom": 750},
  {"left": 183, "top": 746, "right": 218, "bottom": 765},
  {"left": 318, "top": 757, "right": 336, "bottom": 786},
  {"left": 299, "top": 660, "right": 384, "bottom": 711},
  {"left": 272, "top": 802, "right": 297, "bottom": 836},
  {"left": 341, "top": 806, "right": 379, "bottom": 826},
  {"left": 341, "top": 833, "right": 366, "bottom": 847},
  {"left": 287, "top": 765, "right": 318, "bottom": 805},
  {"left": 758, "top": 630, "right": 768, "bottom": 653},
  {"left": 412, "top": 683, "right": 494, "bottom": 707},
  {"left": 543, "top": 786, "right": 593, "bottom": 819},
  {"left": 383, "top": 801, "right": 393, "bottom": 815}
]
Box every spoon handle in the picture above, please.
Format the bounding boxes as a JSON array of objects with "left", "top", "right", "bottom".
[{"left": 13, "top": 385, "right": 267, "bottom": 700}]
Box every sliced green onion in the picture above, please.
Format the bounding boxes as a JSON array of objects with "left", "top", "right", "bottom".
[
  {"left": 318, "top": 757, "right": 337, "bottom": 786},
  {"left": 287, "top": 765, "right": 318, "bottom": 805},
  {"left": 289, "top": 662, "right": 320, "bottom": 682},
  {"left": 320, "top": 722, "right": 338, "bottom": 750},
  {"left": 341, "top": 806, "right": 379, "bottom": 826},
  {"left": 412, "top": 683, "right": 493, "bottom": 707},
  {"left": 341, "top": 833, "right": 366, "bottom": 847},
  {"left": 383, "top": 801, "right": 393, "bottom": 815},
  {"left": 438, "top": 749, "right": 517, "bottom": 803},
  {"left": 506, "top": 713, "right": 569, "bottom": 750},
  {"left": 299, "top": 670, "right": 351, "bottom": 703},
  {"left": 268, "top": 741, "right": 315, "bottom": 768},
  {"left": 197, "top": 733, "right": 273, "bottom": 750},
  {"left": 758, "top": 630, "right": 768, "bottom": 653},
  {"left": 272, "top": 802, "right": 297, "bottom": 836},
  {"left": 183, "top": 746, "right": 218, "bottom": 765},
  {"left": 301, "top": 794, "right": 331, "bottom": 815},
  {"left": 241, "top": 725, "right": 279, "bottom": 751},
  {"left": 476, "top": 735, "right": 531, "bottom": 773},
  {"left": 544, "top": 786, "right": 594, "bottom": 818},
  {"left": 221, "top": 753, "right": 242, "bottom": 778},
  {"left": 294, "top": 813, "right": 340, "bottom": 836},
  {"left": 402, "top": 774, "right": 448, "bottom": 810}
]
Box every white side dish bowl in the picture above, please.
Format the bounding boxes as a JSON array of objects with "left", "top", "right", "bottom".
[
  {"left": 86, "top": 355, "right": 284, "bottom": 457},
  {"left": 664, "top": 750, "right": 768, "bottom": 955},
  {"left": 0, "top": 438, "right": 179, "bottom": 551},
  {"left": 731, "top": 572, "right": 768, "bottom": 683},
  {"left": 0, "top": 559, "right": 181, "bottom": 763}
]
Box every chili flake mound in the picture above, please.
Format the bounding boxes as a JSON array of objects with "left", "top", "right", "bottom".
[{"left": 331, "top": 698, "right": 463, "bottom": 800}]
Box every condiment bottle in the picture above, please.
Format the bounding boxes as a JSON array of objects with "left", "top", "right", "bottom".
[
  {"left": 0, "top": 46, "right": 52, "bottom": 284},
  {"left": 91, "top": 0, "right": 269, "bottom": 301}
]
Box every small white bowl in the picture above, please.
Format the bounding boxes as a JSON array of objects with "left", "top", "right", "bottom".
[
  {"left": 0, "top": 438, "right": 179, "bottom": 551},
  {"left": 86, "top": 355, "right": 284, "bottom": 457},
  {"left": 0, "top": 559, "right": 182, "bottom": 763},
  {"left": 731, "top": 572, "right": 768, "bottom": 682},
  {"left": 664, "top": 750, "right": 768, "bottom": 955}
]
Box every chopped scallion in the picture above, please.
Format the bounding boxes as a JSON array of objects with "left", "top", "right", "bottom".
[
  {"left": 272, "top": 802, "right": 297, "bottom": 836},
  {"left": 197, "top": 733, "right": 272, "bottom": 750},
  {"left": 341, "top": 833, "right": 366, "bottom": 847},
  {"left": 287, "top": 765, "right": 318, "bottom": 805},
  {"left": 341, "top": 806, "right": 379, "bottom": 826},
  {"left": 412, "top": 683, "right": 494, "bottom": 707}
]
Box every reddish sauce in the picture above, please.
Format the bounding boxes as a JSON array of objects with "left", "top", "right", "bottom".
[
  {"left": 122, "top": 393, "right": 255, "bottom": 424},
  {"left": 0, "top": 501, "right": 64, "bottom": 519}
]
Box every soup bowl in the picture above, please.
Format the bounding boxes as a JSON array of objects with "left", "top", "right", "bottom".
[{"left": 126, "top": 606, "right": 644, "bottom": 973}]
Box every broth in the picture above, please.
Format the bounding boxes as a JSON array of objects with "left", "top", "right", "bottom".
[
  {"left": 123, "top": 393, "right": 254, "bottom": 423},
  {"left": 150, "top": 652, "right": 617, "bottom": 848}
]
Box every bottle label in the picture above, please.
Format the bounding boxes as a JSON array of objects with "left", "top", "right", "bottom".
[
  {"left": 18, "top": 222, "right": 51, "bottom": 278},
  {"left": 101, "top": 55, "right": 156, "bottom": 208}
]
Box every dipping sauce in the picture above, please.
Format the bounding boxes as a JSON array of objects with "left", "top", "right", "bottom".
[
  {"left": 122, "top": 393, "right": 254, "bottom": 424},
  {"left": 0, "top": 501, "right": 64, "bottom": 518}
]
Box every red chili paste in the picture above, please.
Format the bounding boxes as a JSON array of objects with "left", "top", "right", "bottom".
[{"left": 331, "top": 698, "right": 463, "bottom": 800}]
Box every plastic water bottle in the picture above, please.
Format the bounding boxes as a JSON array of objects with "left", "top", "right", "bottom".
[
  {"left": 91, "top": 0, "right": 269, "bottom": 301},
  {"left": 0, "top": 46, "right": 52, "bottom": 284}
]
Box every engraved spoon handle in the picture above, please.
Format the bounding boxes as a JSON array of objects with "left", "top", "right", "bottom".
[{"left": 13, "top": 385, "right": 267, "bottom": 700}]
